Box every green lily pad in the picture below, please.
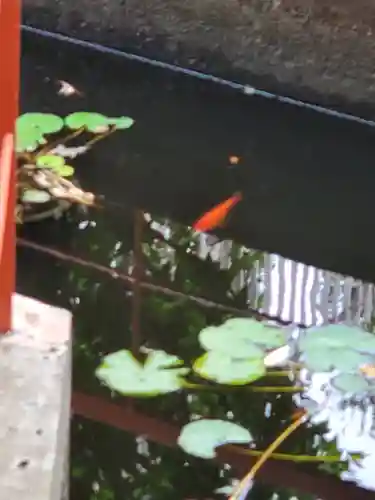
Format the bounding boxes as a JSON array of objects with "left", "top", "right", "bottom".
[
  {"left": 96, "top": 349, "right": 189, "bottom": 397},
  {"left": 107, "top": 116, "right": 134, "bottom": 130},
  {"left": 198, "top": 318, "right": 285, "bottom": 358},
  {"left": 331, "top": 373, "right": 371, "bottom": 394},
  {"left": 55, "top": 165, "right": 75, "bottom": 177},
  {"left": 303, "top": 347, "right": 372, "bottom": 373},
  {"left": 22, "top": 189, "right": 52, "bottom": 204},
  {"left": 178, "top": 419, "right": 252, "bottom": 459},
  {"left": 16, "top": 113, "right": 63, "bottom": 152},
  {"left": 300, "top": 325, "right": 375, "bottom": 354},
  {"left": 18, "top": 113, "right": 64, "bottom": 134},
  {"left": 36, "top": 155, "right": 65, "bottom": 169},
  {"left": 16, "top": 123, "right": 44, "bottom": 152},
  {"left": 193, "top": 351, "right": 265, "bottom": 385},
  {"left": 65, "top": 112, "right": 110, "bottom": 132}
]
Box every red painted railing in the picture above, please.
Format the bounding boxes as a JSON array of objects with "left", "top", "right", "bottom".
[{"left": 0, "top": 0, "right": 20, "bottom": 333}]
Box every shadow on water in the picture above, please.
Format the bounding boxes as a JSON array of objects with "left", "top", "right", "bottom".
[{"left": 17, "top": 31, "right": 375, "bottom": 500}]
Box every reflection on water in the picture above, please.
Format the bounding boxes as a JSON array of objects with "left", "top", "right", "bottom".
[
  {"left": 198, "top": 237, "right": 375, "bottom": 327},
  {"left": 18, "top": 30, "right": 375, "bottom": 500},
  {"left": 17, "top": 201, "right": 375, "bottom": 500}
]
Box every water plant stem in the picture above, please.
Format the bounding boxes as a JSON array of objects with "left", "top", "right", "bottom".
[
  {"left": 36, "top": 127, "right": 85, "bottom": 157},
  {"left": 83, "top": 126, "right": 117, "bottom": 148},
  {"left": 227, "top": 445, "right": 358, "bottom": 463},
  {"left": 229, "top": 414, "right": 306, "bottom": 500},
  {"left": 183, "top": 382, "right": 302, "bottom": 393}
]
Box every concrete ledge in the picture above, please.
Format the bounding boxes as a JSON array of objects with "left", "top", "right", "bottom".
[
  {"left": 22, "top": 0, "right": 375, "bottom": 110},
  {"left": 0, "top": 294, "right": 71, "bottom": 499}
]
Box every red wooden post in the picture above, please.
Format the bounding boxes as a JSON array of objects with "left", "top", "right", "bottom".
[{"left": 0, "top": 0, "right": 20, "bottom": 333}]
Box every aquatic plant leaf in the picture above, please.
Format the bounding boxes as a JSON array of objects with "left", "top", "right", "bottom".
[
  {"left": 223, "top": 318, "right": 286, "bottom": 348},
  {"left": 178, "top": 419, "right": 252, "bottom": 459},
  {"left": 107, "top": 116, "right": 134, "bottom": 129},
  {"left": 96, "top": 349, "right": 188, "bottom": 397},
  {"left": 193, "top": 351, "right": 265, "bottom": 385},
  {"left": 65, "top": 112, "right": 110, "bottom": 132},
  {"left": 143, "top": 349, "right": 184, "bottom": 371},
  {"left": 16, "top": 122, "right": 44, "bottom": 152},
  {"left": 304, "top": 347, "right": 372, "bottom": 373},
  {"left": 55, "top": 165, "right": 75, "bottom": 177},
  {"left": 21, "top": 189, "right": 52, "bottom": 204},
  {"left": 16, "top": 113, "right": 63, "bottom": 152},
  {"left": 303, "top": 348, "right": 333, "bottom": 372},
  {"left": 36, "top": 155, "right": 65, "bottom": 169},
  {"left": 300, "top": 325, "right": 375, "bottom": 354},
  {"left": 18, "top": 113, "right": 64, "bottom": 134},
  {"left": 198, "top": 318, "right": 285, "bottom": 358},
  {"left": 332, "top": 373, "right": 370, "bottom": 394}
]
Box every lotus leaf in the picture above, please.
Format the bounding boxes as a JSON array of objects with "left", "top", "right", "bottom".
[
  {"left": 300, "top": 325, "right": 375, "bottom": 354},
  {"left": 36, "top": 155, "right": 65, "bottom": 169},
  {"left": 107, "top": 116, "right": 134, "bottom": 129},
  {"left": 193, "top": 351, "right": 265, "bottom": 385},
  {"left": 96, "top": 349, "right": 188, "bottom": 397},
  {"left": 18, "top": 113, "right": 64, "bottom": 134},
  {"left": 304, "top": 347, "right": 373, "bottom": 373},
  {"left": 178, "top": 419, "right": 252, "bottom": 459},
  {"left": 199, "top": 318, "right": 285, "bottom": 358},
  {"left": 65, "top": 112, "right": 110, "bottom": 132},
  {"left": 55, "top": 165, "right": 75, "bottom": 177},
  {"left": 332, "top": 373, "right": 371, "bottom": 394},
  {"left": 16, "top": 113, "right": 63, "bottom": 152}
]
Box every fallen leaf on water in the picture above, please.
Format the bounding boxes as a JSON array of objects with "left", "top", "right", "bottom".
[{"left": 57, "top": 80, "right": 83, "bottom": 97}]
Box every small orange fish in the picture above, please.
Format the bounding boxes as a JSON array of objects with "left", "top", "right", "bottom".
[
  {"left": 193, "top": 192, "right": 242, "bottom": 232},
  {"left": 229, "top": 155, "right": 240, "bottom": 165}
]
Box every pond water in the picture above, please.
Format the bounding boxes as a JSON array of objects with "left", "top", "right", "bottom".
[{"left": 17, "top": 30, "right": 375, "bottom": 500}]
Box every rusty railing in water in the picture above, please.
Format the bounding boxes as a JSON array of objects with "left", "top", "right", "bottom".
[{"left": 0, "top": 0, "right": 20, "bottom": 333}]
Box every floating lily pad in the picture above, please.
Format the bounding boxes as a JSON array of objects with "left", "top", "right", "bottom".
[
  {"left": 198, "top": 318, "right": 285, "bottom": 358},
  {"left": 16, "top": 123, "right": 44, "bottom": 152},
  {"left": 96, "top": 349, "right": 189, "bottom": 397},
  {"left": 193, "top": 351, "right": 265, "bottom": 385},
  {"left": 65, "top": 112, "right": 110, "bottom": 132},
  {"left": 21, "top": 189, "right": 52, "bottom": 204},
  {"left": 178, "top": 419, "right": 252, "bottom": 459},
  {"left": 303, "top": 347, "right": 372, "bottom": 373},
  {"left": 16, "top": 113, "right": 63, "bottom": 152},
  {"left": 55, "top": 165, "right": 75, "bottom": 177},
  {"left": 36, "top": 155, "right": 65, "bottom": 169},
  {"left": 300, "top": 325, "right": 375, "bottom": 354},
  {"left": 332, "top": 373, "right": 371, "bottom": 394},
  {"left": 18, "top": 113, "right": 64, "bottom": 134},
  {"left": 107, "top": 116, "right": 134, "bottom": 129}
]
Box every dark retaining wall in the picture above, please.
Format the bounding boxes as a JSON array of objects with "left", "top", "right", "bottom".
[{"left": 23, "top": 0, "right": 375, "bottom": 113}]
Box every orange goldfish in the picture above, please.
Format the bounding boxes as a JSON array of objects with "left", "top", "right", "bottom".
[
  {"left": 229, "top": 155, "right": 240, "bottom": 165},
  {"left": 192, "top": 192, "right": 242, "bottom": 232}
]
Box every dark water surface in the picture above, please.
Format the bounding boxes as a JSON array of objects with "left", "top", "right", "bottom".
[
  {"left": 17, "top": 31, "right": 375, "bottom": 500},
  {"left": 21, "top": 29, "right": 375, "bottom": 283}
]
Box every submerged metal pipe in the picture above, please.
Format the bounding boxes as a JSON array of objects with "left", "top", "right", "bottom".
[{"left": 22, "top": 24, "right": 375, "bottom": 128}]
